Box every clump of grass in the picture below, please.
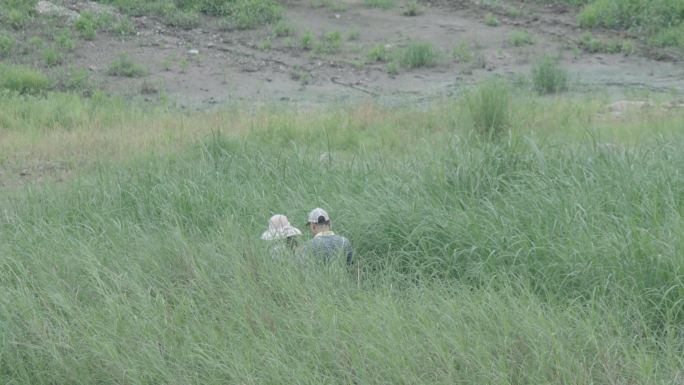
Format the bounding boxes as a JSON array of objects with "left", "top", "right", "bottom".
[
  {"left": 322, "top": 30, "right": 342, "bottom": 53},
  {"left": 28, "top": 36, "right": 44, "bottom": 50},
  {"left": 164, "top": 10, "right": 201, "bottom": 29},
  {"left": 0, "top": 34, "right": 16, "bottom": 58},
  {"left": 578, "top": 32, "right": 632, "bottom": 54},
  {"left": 300, "top": 31, "right": 316, "bottom": 50},
  {"left": 42, "top": 47, "right": 64, "bottom": 67},
  {"left": 466, "top": 78, "right": 510, "bottom": 138},
  {"left": 140, "top": 79, "right": 161, "bottom": 94},
  {"left": 74, "top": 11, "right": 98, "bottom": 40},
  {"left": 55, "top": 31, "right": 77, "bottom": 52},
  {"left": 290, "top": 65, "right": 311, "bottom": 85},
  {"left": 485, "top": 13, "right": 499, "bottom": 27},
  {"left": 510, "top": 30, "right": 533, "bottom": 46},
  {"left": 0, "top": 64, "right": 50, "bottom": 94},
  {"left": 452, "top": 42, "right": 474, "bottom": 63},
  {"left": 387, "top": 61, "right": 399, "bottom": 75},
  {"left": 403, "top": 0, "right": 423, "bottom": 16},
  {"left": 107, "top": 54, "right": 147, "bottom": 77},
  {"left": 649, "top": 24, "right": 684, "bottom": 48},
  {"left": 274, "top": 21, "right": 296, "bottom": 37},
  {"left": 364, "top": 0, "right": 395, "bottom": 9},
  {"left": 397, "top": 41, "right": 440, "bottom": 69},
  {"left": 367, "top": 43, "right": 392, "bottom": 62},
  {"left": 532, "top": 54, "right": 568, "bottom": 95},
  {"left": 258, "top": 37, "right": 273, "bottom": 50},
  {"left": 347, "top": 28, "right": 360, "bottom": 41},
  {"left": 7, "top": 8, "right": 29, "bottom": 30}
]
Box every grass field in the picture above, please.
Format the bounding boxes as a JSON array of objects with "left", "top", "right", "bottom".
[{"left": 1, "top": 87, "right": 683, "bottom": 383}]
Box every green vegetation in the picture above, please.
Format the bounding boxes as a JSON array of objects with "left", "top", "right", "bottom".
[
  {"left": 367, "top": 43, "right": 392, "bottom": 62},
  {"left": 364, "top": 0, "right": 396, "bottom": 9},
  {"left": 402, "top": 0, "right": 423, "bottom": 16},
  {"left": 100, "top": 0, "right": 282, "bottom": 30},
  {"left": 300, "top": 30, "right": 316, "bottom": 50},
  {"left": 347, "top": 28, "right": 360, "bottom": 41},
  {"left": 452, "top": 42, "right": 474, "bottom": 63},
  {"left": 74, "top": 11, "right": 98, "bottom": 40},
  {"left": 0, "top": 64, "right": 50, "bottom": 94},
  {"left": 0, "top": 34, "right": 15, "bottom": 58},
  {"left": 42, "top": 47, "right": 64, "bottom": 67},
  {"left": 532, "top": 54, "right": 569, "bottom": 95},
  {"left": 484, "top": 13, "right": 499, "bottom": 27},
  {"left": 397, "top": 41, "right": 440, "bottom": 69},
  {"left": 386, "top": 61, "right": 399, "bottom": 75},
  {"left": 2, "top": 89, "right": 683, "bottom": 383},
  {"left": 578, "top": 32, "right": 633, "bottom": 54},
  {"left": 274, "top": 21, "right": 296, "bottom": 37},
  {"left": 650, "top": 24, "right": 684, "bottom": 48},
  {"left": 466, "top": 78, "right": 510, "bottom": 138},
  {"left": 55, "top": 30, "right": 77, "bottom": 52},
  {"left": 107, "top": 54, "right": 147, "bottom": 77},
  {"left": 509, "top": 30, "right": 533, "bottom": 46}
]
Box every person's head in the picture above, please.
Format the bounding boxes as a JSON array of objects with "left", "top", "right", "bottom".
[
  {"left": 306, "top": 208, "right": 331, "bottom": 235},
  {"left": 261, "top": 214, "right": 302, "bottom": 241}
]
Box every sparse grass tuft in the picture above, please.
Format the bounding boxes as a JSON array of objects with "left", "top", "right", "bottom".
[
  {"left": 397, "top": 41, "right": 440, "bottom": 69},
  {"left": 0, "top": 64, "right": 50, "bottom": 94},
  {"left": 403, "top": 0, "right": 423, "bottom": 16},
  {"left": 510, "top": 30, "right": 533, "bottom": 46},
  {"left": 367, "top": 43, "right": 392, "bottom": 62},
  {"left": 649, "top": 24, "right": 684, "bottom": 48},
  {"left": 274, "top": 21, "right": 296, "bottom": 37},
  {"left": 387, "top": 61, "right": 399, "bottom": 75},
  {"left": 364, "top": 0, "right": 395, "bottom": 9},
  {"left": 452, "top": 42, "right": 474, "bottom": 63},
  {"left": 532, "top": 54, "right": 568, "bottom": 95},
  {"left": 578, "top": 32, "right": 632, "bottom": 54},
  {"left": 485, "top": 13, "right": 499, "bottom": 26},
  {"left": 107, "top": 54, "right": 147, "bottom": 77},
  {"left": 55, "top": 31, "right": 77, "bottom": 52},
  {"left": 0, "top": 34, "right": 16, "bottom": 58},
  {"left": 347, "top": 28, "right": 360, "bottom": 41},
  {"left": 42, "top": 47, "right": 64, "bottom": 67},
  {"left": 74, "top": 11, "right": 98, "bottom": 40},
  {"left": 466, "top": 77, "right": 510, "bottom": 138},
  {"left": 300, "top": 31, "right": 316, "bottom": 50}
]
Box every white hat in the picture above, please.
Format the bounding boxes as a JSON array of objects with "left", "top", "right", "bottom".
[
  {"left": 307, "top": 208, "right": 330, "bottom": 224},
  {"left": 261, "top": 215, "right": 302, "bottom": 241}
]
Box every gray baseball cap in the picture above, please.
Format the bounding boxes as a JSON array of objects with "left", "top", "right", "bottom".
[{"left": 307, "top": 208, "right": 330, "bottom": 224}]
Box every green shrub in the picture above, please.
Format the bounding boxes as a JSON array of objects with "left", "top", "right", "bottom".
[
  {"left": 510, "top": 30, "right": 533, "bottom": 46},
  {"left": 232, "top": 0, "right": 283, "bottom": 29},
  {"left": 532, "top": 55, "right": 568, "bottom": 95},
  {"left": 577, "top": 0, "right": 684, "bottom": 32},
  {"left": 7, "top": 8, "right": 29, "bottom": 29},
  {"left": 107, "top": 54, "right": 147, "bottom": 77},
  {"left": 42, "top": 47, "right": 63, "bottom": 67},
  {"left": 649, "top": 24, "right": 684, "bottom": 48},
  {"left": 0, "top": 34, "right": 15, "bottom": 58},
  {"left": 398, "top": 41, "right": 440, "bottom": 69},
  {"left": 0, "top": 64, "right": 50, "bottom": 94},
  {"left": 387, "top": 61, "right": 399, "bottom": 75},
  {"left": 466, "top": 78, "right": 510, "bottom": 138},
  {"left": 74, "top": 11, "right": 98, "bottom": 40}
]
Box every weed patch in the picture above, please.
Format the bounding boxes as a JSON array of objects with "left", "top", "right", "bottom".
[
  {"left": 532, "top": 54, "right": 568, "bottom": 95},
  {"left": 466, "top": 78, "right": 510, "bottom": 138},
  {"left": 0, "top": 64, "right": 50, "bottom": 94},
  {"left": 397, "top": 41, "right": 440, "bottom": 69},
  {"left": 510, "top": 30, "right": 533, "bottom": 46},
  {"left": 107, "top": 54, "right": 147, "bottom": 77}
]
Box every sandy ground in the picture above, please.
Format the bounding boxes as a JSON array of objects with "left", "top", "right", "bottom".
[{"left": 57, "top": 0, "right": 684, "bottom": 109}]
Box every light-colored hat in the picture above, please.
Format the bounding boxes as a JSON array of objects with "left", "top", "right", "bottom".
[
  {"left": 307, "top": 208, "right": 330, "bottom": 224},
  {"left": 261, "top": 215, "right": 302, "bottom": 240}
]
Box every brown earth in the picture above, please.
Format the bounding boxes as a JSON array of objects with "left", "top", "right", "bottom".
[{"left": 54, "top": 0, "right": 684, "bottom": 108}]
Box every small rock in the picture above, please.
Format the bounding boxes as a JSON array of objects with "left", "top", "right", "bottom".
[
  {"left": 207, "top": 42, "right": 215, "bottom": 48},
  {"left": 187, "top": 49, "right": 199, "bottom": 55},
  {"left": 334, "top": 13, "right": 340, "bottom": 19}
]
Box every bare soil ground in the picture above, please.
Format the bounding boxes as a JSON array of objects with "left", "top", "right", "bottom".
[{"left": 55, "top": 0, "right": 684, "bottom": 108}]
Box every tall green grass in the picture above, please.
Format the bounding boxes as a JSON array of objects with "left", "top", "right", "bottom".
[{"left": 1, "top": 91, "right": 684, "bottom": 383}]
